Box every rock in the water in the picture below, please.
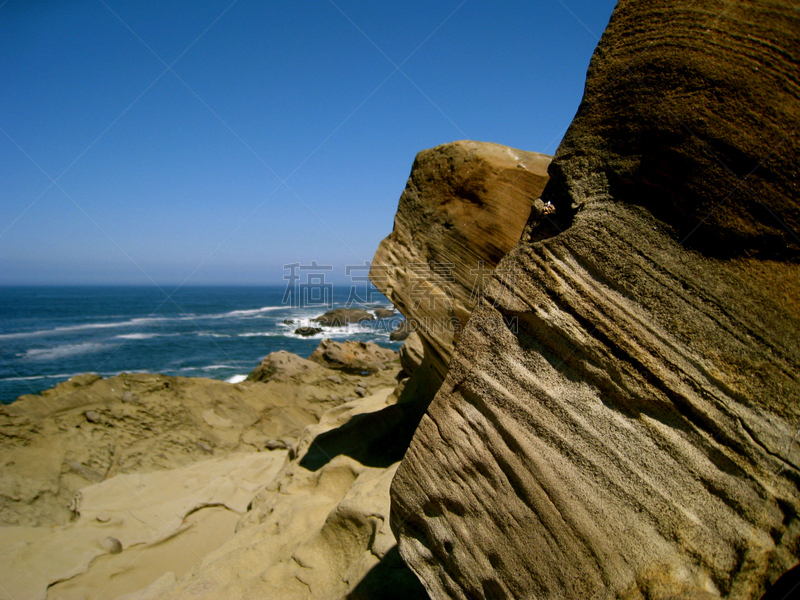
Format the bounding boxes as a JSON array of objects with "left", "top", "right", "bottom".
[
  {"left": 312, "top": 308, "right": 375, "bottom": 327},
  {"left": 370, "top": 140, "right": 550, "bottom": 382},
  {"left": 294, "top": 326, "right": 323, "bottom": 337},
  {"left": 389, "top": 3, "right": 800, "bottom": 600},
  {"left": 374, "top": 308, "right": 396, "bottom": 319},
  {"left": 309, "top": 339, "right": 398, "bottom": 375}
]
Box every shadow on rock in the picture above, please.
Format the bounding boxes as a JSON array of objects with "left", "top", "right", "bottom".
[
  {"left": 300, "top": 360, "right": 440, "bottom": 472},
  {"left": 346, "top": 545, "right": 429, "bottom": 600},
  {"left": 300, "top": 401, "right": 428, "bottom": 471},
  {"left": 761, "top": 563, "right": 800, "bottom": 600}
]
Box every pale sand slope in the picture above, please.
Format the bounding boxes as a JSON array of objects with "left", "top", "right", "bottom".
[
  {"left": 2, "top": 451, "right": 287, "bottom": 600},
  {"left": 124, "top": 388, "right": 428, "bottom": 600}
]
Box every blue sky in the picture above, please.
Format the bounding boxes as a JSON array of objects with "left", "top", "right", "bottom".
[{"left": 1, "top": 0, "right": 618, "bottom": 285}]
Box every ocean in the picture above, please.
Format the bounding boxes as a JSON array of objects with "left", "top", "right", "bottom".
[{"left": 0, "top": 285, "right": 403, "bottom": 405}]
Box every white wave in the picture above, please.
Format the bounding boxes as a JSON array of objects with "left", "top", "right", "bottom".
[
  {"left": 226, "top": 374, "right": 248, "bottom": 384},
  {"left": 22, "top": 343, "right": 111, "bottom": 361},
  {"left": 115, "top": 333, "right": 161, "bottom": 340},
  {"left": 0, "top": 317, "right": 175, "bottom": 340},
  {"left": 281, "top": 321, "right": 382, "bottom": 341},
  {"left": 206, "top": 306, "right": 287, "bottom": 319},
  {"left": 0, "top": 373, "right": 77, "bottom": 382},
  {"left": 200, "top": 365, "right": 234, "bottom": 371},
  {"left": 237, "top": 332, "right": 280, "bottom": 337},
  {"left": 0, "top": 305, "right": 288, "bottom": 341},
  {"left": 197, "top": 332, "right": 231, "bottom": 338}
]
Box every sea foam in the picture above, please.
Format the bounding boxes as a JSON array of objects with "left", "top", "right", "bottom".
[{"left": 23, "top": 343, "right": 110, "bottom": 361}]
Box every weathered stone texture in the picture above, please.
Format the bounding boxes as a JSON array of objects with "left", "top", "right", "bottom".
[
  {"left": 370, "top": 140, "right": 550, "bottom": 382},
  {"left": 389, "top": 1, "right": 800, "bottom": 598}
]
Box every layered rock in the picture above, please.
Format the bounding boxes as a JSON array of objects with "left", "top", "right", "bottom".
[
  {"left": 370, "top": 140, "right": 551, "bottom": 382},
  {"left": 399, "top": 332, "right": 425, "bottom": 378},
  {"left": 544, "top": 0, "right": 800, "bottom": 260},
  {"left": 362, "top": 142, "right": 551, "bottom": 505},
  {"left": 389, "top": 1, "right": 800, "bottom": 599}
]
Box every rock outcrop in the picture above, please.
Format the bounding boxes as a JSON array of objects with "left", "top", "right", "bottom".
[
  {"left": 0, "top": 360, "right": 400, "bottom": 530},
  {"left": 313, "top": 308, "right": 375, "bottom": 327},
  {"left": 248, "top": 349, "right": 321, "bottom": 382},
  {"left": 388, "top": 1, "right": 800, "bottom": 599},
  {"left": 370, "top": 140, "right": 551, "bottom": 383},
  {"left": 389, "top": 319, "right": 411, "bottom": 341},
  {"left": 309, "top": 339, "right": 399, "bottom": 375},
  {"left": 0, "top": 352, "right": 411, "bottom": 598},
  {"left": 362, "top": 141, "right": 551, "bottom": 504},
  {"left": 296, "top": 326, "right": 324, "bottom": 337}
]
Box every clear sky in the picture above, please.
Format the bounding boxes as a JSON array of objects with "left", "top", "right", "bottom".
[{"left": 1, "top": 0, "right": 618, "bottom": 286}]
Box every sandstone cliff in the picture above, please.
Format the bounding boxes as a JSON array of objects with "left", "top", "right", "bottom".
[
  {"left": 386, "top": 1, "right": 800, "bottom": 599},
  {"left": 370, "top": 140, "right": 551, "bottom": 384}
]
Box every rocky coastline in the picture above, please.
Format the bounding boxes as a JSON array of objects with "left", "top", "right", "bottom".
[
  {"left": 2, "top": 1, "right": 799, "bottom": 598},
  {"left": 0, "top": 340, "right": 422, "bottom": 599}
]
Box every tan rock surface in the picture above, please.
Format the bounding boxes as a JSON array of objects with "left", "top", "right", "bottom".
[
  {"left": 0, "top": 347, "right": 414, "bottom": 599},
  {"left": 2, "top": 451, "right": 286, "bottom": 600},
  {"left": 247, "top": 349, "right": 322, "bottom": 382},
  {"left": 308, "top": 339, "right": 399, "bottom": 375},
  {"left": 399, "top": 332, "right": 425, "bottom": 378},
  {"left": 114, "top": 387, "right": 428, "bottom": 600},
  {"left": 369, "top": 140, "right": 550, "bottom": 382},
  {"left": 0, "top": 353, "right": 399, "bottom": 529},
  {"left": 389, "top": 1, "right": 800, "bottom": 599}
]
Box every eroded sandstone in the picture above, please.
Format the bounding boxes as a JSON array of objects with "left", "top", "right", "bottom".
[
  {"left": 388, "top": 1, "right": 800, "bottom": 599},
  {"left": 0, "top": 342, "right": 415, "bottom": 599},
  {"left": 370, "top": 140, "right": 550, "bottom": 383}
]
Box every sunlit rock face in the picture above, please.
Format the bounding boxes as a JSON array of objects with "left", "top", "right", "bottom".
[
  {"left": 370, "top": 140, "right": 551, "bottom": 383},
  {"left": 389, "top": 1, "right": 800, "bottom": 599}
]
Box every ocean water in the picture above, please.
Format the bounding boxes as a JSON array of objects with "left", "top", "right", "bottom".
[{"left": 0, "top": 286, "right": 404, "bottom": 405}]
